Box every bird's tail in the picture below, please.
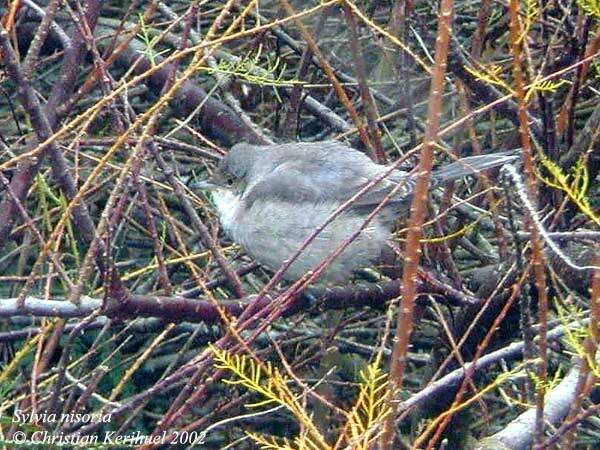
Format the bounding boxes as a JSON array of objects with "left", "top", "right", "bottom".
[{"left": 432, "top": 151, "right": 519, "bottom": 184}]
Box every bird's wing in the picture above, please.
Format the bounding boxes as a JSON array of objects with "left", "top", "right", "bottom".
[
  {"left": 351, "top": 151, "right": 520, "bottom": 210},
  {"left": 241, "top": 157, "right": 406, "bottom": 208},
  {"left": 431, "top": 151, "right": 519, "bottom": 183},
  {"left": 241, "top": 143, "right": 518, "bottom": 213}
]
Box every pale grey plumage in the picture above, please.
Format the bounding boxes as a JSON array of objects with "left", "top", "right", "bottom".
[{"left": 200, "top": 141, "right": 518, "bottom": 284}]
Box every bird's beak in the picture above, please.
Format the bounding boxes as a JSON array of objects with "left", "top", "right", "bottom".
[{"left": 189, "top": 177, "right": 219, "bottom": 191}]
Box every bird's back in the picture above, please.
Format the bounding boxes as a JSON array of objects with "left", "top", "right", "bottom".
[{"left": 222, "top": 141, "right": 518, "bottom": 283}]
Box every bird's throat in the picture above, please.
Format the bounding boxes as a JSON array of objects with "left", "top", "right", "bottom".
[{"left": 210, "top": 189, "right": 243, "bottom": 234}]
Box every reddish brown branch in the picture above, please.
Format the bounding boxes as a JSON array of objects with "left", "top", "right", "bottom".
[
  {"left": 507, "top": 1, "right": 550, "bottom": 445},
  {"left": 381, "top": 0, "right": 455, "bottom": 447}
]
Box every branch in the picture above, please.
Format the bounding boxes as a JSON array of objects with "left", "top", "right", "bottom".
[
  {"left": 477, "top": 359, "right": 584, "bottom": 450},
  {"left": 0, "top": 277, "right": 479, "bottom": 323}
]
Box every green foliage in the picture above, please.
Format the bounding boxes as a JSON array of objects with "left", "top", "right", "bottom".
[
  {"left": 465, "top": 64, "right": 513, "bottom": 94},
  {"left": 577, "top": 0, "right": 600, "bottom": 19},
  {"left": 201, "top": 52, "right": 302, "bottom": 88},
  {"left": 137, "top": 15, "right": 171, "bottom": 66},
  {"left": 346, "top": 362, "right": 392, "bottom": 448},
  {"left": 523, "top": 0, "right": 541, "bottom": 38},
  {"left": 524, "top": 78, "right": 568, "bottom": 102},
  {"left": 538, "top": 153, "right": 600, "bottom": 227},
  {"left": 0, "top": 371, "right": 20, "bottom": 400},
  {"left": 36, "top": 174, "right": 80, "bottom": 277},
  {"left": 528, "top": 366, "right": 564, "bottom": 393},
  {"left": 212, "top": 345, "right": 391, "bottom": 449},
  {"left": 213, "top": 346, "right": 289, "bottom": 409},
  {"left": 556, "top": 302, "right": 600, "bottom": 379}
]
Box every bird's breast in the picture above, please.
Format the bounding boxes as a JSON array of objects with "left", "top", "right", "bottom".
[{"left": 210, "top": 189, "right": 243, "bottom": 234}]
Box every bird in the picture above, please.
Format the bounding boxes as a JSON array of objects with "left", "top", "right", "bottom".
[{"left": 196, "top": 141, "right": 518, "bottom": 285}]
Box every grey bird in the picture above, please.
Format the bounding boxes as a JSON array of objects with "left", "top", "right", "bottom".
[{"left": 197, "top": 141, "right": 517, "bottom": 284}]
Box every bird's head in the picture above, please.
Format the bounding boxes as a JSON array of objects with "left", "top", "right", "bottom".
[
  {"left": 193, "top": 142, "right": 262, "bottom": 195},
  {"left": 194, "top": 165, "right": 241, "bottom": 194},
  {"left": 192, "top": 145, "right": 264, "bottom": 232}
]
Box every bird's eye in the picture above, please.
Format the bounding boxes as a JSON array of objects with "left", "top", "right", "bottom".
[{"left": 226, "top": 177, "right": 234, "bottom": 186}]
